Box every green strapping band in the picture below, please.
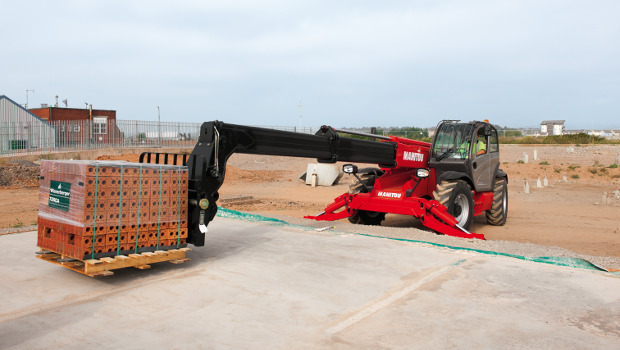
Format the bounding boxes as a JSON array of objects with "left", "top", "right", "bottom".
[
  {"left": 176, "top": 168, "right": 181, "bottom": 248},
  {"left": 135, "top": 165, "right": 142, "bottom": 253},
  {"left": 156, "top": 166, "right": 162, "bottom": 249},
  {"left": 117, "top": 165, "right": 123, "bottom": 254},
  {"left": 91, "top": 164, "right": 99, "bottom": 260}
]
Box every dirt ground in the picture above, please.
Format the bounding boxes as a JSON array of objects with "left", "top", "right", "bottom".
[{"left": 2, "top": 145, "right": 619, "bottom": 265}]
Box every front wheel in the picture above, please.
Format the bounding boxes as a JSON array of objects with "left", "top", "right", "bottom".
[
  {"left": 349, "top": 209, "right": 386, "bottom": 226},
  {"left": 486, "top": 178, "right": 508, "bottom": 226},
  {"left": 347, "top": 170, "right": 386, "bottom": 226},
  {"left": 433, "top": 180, "right": 474, "bottom": 230}
]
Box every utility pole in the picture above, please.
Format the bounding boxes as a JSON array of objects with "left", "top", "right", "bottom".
[
  {"left": 25, "top": 89, "right": 34, "bottom": 109},
  {"left": 87, "top": 103, "right": 92, "bottom": 148},
  {"left": 157, "top": 106, "right": 161, "bottom": 147},
  {"left": 298, "top": 101, "right": 302, "bottom": 132}
]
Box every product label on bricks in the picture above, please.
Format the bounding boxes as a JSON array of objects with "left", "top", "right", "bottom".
[{"left": 49, "top": 180, "right": 72, "bottom": 211}]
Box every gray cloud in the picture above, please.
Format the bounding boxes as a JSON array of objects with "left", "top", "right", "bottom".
[{"left": 2, "top": 0, "right": 619, "bottom": 128}]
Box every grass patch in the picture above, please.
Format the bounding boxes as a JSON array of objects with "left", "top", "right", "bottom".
[
  {"left": 589, "top": 168, "right": 598, "bottom": 174},
  {"left": 571, "top": 174, "right": 580, "bottom": 179},
  {"left": 609, "top": 164, "right": 618, "bottom": 169},
  {"left": 8, "top": 219, "right": 25, "bottom": 228},
  {"left": 568, "top": 165, "right": 581, "bottom": 170},
  {"left": 554, "top": 168, "right": 562, "bottom": 173},
  {"left": 517, "top": 160, "right": 524, "bottom": 164},
  {"left": 539, "top": 161, "right": 550, "bottom": 165}
]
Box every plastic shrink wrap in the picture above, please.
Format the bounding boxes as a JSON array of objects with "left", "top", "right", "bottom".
[{"left": 38, "top": 160, "right": 188, "bottom": 260}]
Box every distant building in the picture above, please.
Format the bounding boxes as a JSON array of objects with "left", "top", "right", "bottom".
[
  {"left": 29, "top": 106, "right": 122, "bottom": 145},
  {"left": 540, "top": 120, "right": 565, "bottom": 136},
  {"left": 0, "top": 95, "right": 56, "bottom": 151}
]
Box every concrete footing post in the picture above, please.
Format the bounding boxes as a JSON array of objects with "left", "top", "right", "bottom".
[
  {"left": 523, "top": 153, "right": 528, "bottom": 164},
  {"left": 543, "top": 175, "right": 548, "bottom": 187},
  {"left": 562, "top": 173, "right": 568, "bottom": 182},
  {"left": 524, "top": 181, "right": 530, "bottom": 194},
  {"left": 536, "top": 177, "right": 543, "bottom": 189},
  {"left": 534, "top": 150, "right": 538, "bottom": 161}
]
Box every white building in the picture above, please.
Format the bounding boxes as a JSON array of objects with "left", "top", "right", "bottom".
[{"left": 540, "top": 120, "right": 565, "bottom": 136}]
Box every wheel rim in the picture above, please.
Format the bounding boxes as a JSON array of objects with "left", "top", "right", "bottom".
[
  {"left": 453, "top": 193, "right": 470, "bottom": 226},
  {"left": 502, "top": 186, "right": 507, "bottom": 213}
]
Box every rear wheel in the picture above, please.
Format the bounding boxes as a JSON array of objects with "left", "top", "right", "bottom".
[
  {"left": 433, "top": 180, "right": 474, "bottom": 230},
  {"left": 348, "top": 170, "right": 386, "bottom": 226},
  {"left": 486, "top": 178, "right": 508, "bottom": 225}
]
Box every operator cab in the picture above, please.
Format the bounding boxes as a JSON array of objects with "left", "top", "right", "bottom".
[{"left": 429, "top": 120, "right": 500, "bottom": 192}]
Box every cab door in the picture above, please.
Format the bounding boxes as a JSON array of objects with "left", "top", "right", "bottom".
[{"left": 470, "top": 126, "right": 498, "bottom": 192}]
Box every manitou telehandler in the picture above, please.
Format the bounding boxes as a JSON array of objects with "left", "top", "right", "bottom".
[{"left": 140, "top": 120, "right": 508, "bottom": 244}]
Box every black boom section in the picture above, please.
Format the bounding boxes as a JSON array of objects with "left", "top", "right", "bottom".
[{"left": 185, "top": 121, "right": 396, "bottom": 246}]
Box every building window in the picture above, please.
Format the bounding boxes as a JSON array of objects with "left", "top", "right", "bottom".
[
  {"left": 74, "top": 125, "right": 80, "bottom": 132},
  {"left": 93, "top": 117, "right": 107, "bottom": 135}
]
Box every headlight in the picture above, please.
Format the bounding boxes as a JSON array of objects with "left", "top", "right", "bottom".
[
  {"left": 342, "top": 164, "right": 358, "bottom": 174},
  {"left": 416, "top": 168, "right": 430, "bottom": 178}
]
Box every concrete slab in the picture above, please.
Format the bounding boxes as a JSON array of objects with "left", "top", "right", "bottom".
[{"left": 0, "top": 219, "right": 618, "bottom": 349}]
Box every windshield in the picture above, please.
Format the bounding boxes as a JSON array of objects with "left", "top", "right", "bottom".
[{"left": 432, "top": 123, "right": 474, "bottom": 160}]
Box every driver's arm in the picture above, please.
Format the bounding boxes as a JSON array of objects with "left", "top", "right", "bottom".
[{"left": 475, "top": 140, "right": 486, "bottom": 155}]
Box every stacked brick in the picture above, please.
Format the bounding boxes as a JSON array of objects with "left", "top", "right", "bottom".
[{"left": 38, "top": 160, "right": 189, "bottom": 260}]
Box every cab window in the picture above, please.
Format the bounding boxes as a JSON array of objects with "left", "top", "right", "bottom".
[
  {"left": 473, "top": 128, "right": 487, "bottom": 157},
  {"left": 488, "top": 129, "right": 499, "bottom": 153}
]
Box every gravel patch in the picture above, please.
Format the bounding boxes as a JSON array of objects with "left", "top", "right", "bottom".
[{"left": 0, "top": 225, "right": 37, "bottom": 236}]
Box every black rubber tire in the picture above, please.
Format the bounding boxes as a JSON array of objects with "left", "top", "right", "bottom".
[
  {"left": 347, "top": 171, "right": 386, "bottom": 226},
  {"left": 348, "top": 173, "right": 376, "bottom": 195},
  {"left": 349, "top": 210, "right": 386, "bottom": 226},
  {"left": 486, "top": 178, "right": 508, "bottom": 226},
  {"left": 432, "top": 180, "right": 474, "bottom": 230}
]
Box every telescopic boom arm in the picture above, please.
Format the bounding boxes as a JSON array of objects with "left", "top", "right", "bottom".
[{"left": 142, "top": 121, "right": 397, "bottom": 246}]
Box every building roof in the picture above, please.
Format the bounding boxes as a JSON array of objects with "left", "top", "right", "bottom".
[
  {"left": 540, "top": 120, "right": 565, "bottom": 125},
  {"left": 0, "top": 95, "right": 53, "bottom": 126},
  {"left": 28, "top": 106, "right": 117, "bottom": 113}
]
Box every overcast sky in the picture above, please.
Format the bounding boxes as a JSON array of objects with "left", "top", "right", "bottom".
[{"left": 2, "top": 0, "right": 619, "bottom": 129}]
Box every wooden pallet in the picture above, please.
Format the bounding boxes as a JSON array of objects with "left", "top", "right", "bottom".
[{"left": 36, "top": 248, "right": 191, "bottom": 277}]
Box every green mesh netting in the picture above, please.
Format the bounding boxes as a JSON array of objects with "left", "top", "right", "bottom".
[
  {"left": 217, "top": 208, "right": 288, "bottom": 224},
  {"left": 216, "top": 208, "right": 615, "bottom": 273}
]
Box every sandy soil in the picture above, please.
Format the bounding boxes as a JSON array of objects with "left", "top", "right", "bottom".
[
  {"left": 219, "top": 146, "right": 620, "bottom": 261},
  {"left": 2, "top": 145, "right": 619, "bottom": 268}
]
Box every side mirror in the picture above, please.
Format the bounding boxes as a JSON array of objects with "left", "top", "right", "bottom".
[{"left": 343, "top": 164, "right": 358, "bottom": 174}]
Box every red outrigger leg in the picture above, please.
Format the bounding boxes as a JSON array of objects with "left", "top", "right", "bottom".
[{"left": 305, "top": 193, "right": 485, "bottom": 240}]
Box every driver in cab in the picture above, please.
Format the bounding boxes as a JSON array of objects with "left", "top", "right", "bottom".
[
  {"left": 474, "top": 133, "right": 486, "bottom": 156},
  {"left": 456, "top": 132, "right": 486, "bottom": 158}
]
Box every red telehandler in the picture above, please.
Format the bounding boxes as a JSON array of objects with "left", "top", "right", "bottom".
[{"left": 140, "top": 120, "right": 508, "bottom": 245}]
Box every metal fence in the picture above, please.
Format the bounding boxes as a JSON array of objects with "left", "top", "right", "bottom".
[{"left": 0, "top": 120, "right": 316, "bottom": 157}]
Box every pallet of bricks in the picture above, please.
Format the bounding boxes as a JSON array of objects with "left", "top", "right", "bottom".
[{"left": 37, "top": 160, "right": 191, "bottom": 276}]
